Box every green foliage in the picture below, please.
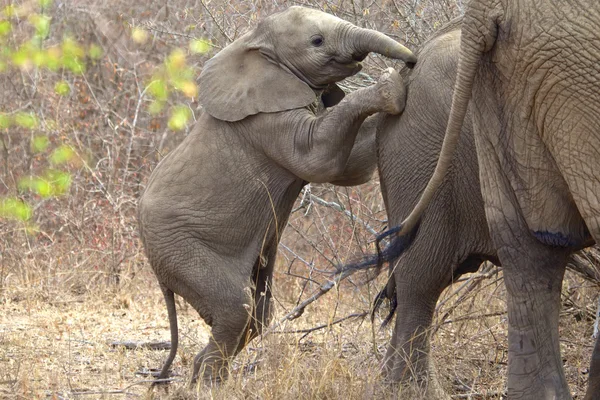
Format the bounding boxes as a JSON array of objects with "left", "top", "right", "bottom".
[
  {"left": 29, "top": 13, "right": 51, "bottom": 42},
  {"left": 0, "top": 198, "right": 32, "bottom": 221},
  {"left": 147, "top": 45, "right": 205, "bottom": 125},
  {"left": 15, "top": 112, "right": 38, "bottom": 129},
  {"left": 0, "top": 20, "right": 11, "bottom": 36},
  {"left": 54, "top": 80, "right": 70, "bottom": 96},
  {"left": 49, "top": 145, "right": 75, "bottom": 165},
  {"left": 31, "top": 135, "right": 50, "bottom": 153},
  {"left": 168, "top": 106, "right": 192, "bottom": 131},
  {"left": 0, "top": 1, "right": 93, "bottom": 223},
  {"left": 18, "top": 170, "right": 71, "bottom": 198},
  {"left": 189, "top": 38, "right": 211, "bottom": 54},
  {"left": 88, "top": 43, "right": 103, "bottom": 60},
  {"left": 61, "top": 37, "right": 85, "bottom": 74},
  {"left": 0, "top": 113, "right": 11, "bottom": 129}
]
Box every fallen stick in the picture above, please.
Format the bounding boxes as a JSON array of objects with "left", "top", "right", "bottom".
[{"left": 109, "top": 341, "right": 171, "bottom": 350}]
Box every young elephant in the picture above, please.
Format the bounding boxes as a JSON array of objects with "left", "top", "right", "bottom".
[
  {"left": 137, "top": 6, "right": 416, "bottom": 384},
  {"left": 374, "top": 18, "right": 498, "bottom": 397}
]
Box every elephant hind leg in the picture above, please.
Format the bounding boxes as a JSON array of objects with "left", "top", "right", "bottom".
[
  {"left": 235, "top": 243, "right": 277, "bottom": 354},
  {"left": 584, "top": 333, "right": 600, "bottom": 400},
  {"left": 383, "top": 258, "right": 450, "bottom": 399},
  {"left": 190, "top": 243, "right": 278, "bottom": 383},
  {"left": 190, "top": 283, "right": 253, "bottom": 384},
  {"left": 149, "top": 247, "right": 255, "bottom": 383}
]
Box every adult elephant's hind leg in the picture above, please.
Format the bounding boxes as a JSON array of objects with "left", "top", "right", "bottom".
[
  {"left": 477, "top": 142, "right": 572, "bottom": 399},
  {"left": 383, "top": 253, "right": 453, "bottom": 400},
  {"left": 499, "top": 242, "right": 570, "bottom": 399},
  {"left": 585, "top": 333, "right": 600, "bottom": 400}
]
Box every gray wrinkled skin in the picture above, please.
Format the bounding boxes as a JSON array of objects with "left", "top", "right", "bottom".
[
  {"left": 391, "top": 1, "right": 600, "bottom": 398},
  {"left": 137, "top": 6, "right": 415, "bottom": 384},
  {"left": 376, "top": 18, "right": 497, "bottom": 399}
]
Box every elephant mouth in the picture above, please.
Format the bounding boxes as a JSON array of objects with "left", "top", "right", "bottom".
[
  {"left": 331, "top": 55, "right": 365, "bottom": 75},
  {"left": 333, "top": 52, "right": 367, "bottom": 66}
]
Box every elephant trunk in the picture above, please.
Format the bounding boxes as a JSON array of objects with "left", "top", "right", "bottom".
[{"left": 351, "top": 26, "right": 417, "bottom": 67}]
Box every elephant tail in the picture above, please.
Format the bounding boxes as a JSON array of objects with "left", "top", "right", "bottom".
[
  {"left": 154, "top": 285, "right": 179, "bottom": 384},
  {"left": 340, "top": 220, "right": 421, "bottom": 275},
  {"left": 371, "top": 281, "right": 397, "bottom": 327}
]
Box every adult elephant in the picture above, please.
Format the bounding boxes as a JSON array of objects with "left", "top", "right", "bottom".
[
  {"left": 377, "top": 1, "right": 600, "bottom": 398},
  {"left": 372, "top": 17, "right": 497, "bottom": 398},
  {"left": 137, "top": 6, "right": 416, "bottom": 384}
]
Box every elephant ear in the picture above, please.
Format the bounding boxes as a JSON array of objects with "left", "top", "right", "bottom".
[
  {"left": 322, "top": 83, "right": 345, "bottom": 108},
  {"left": 199, "top": 36, "right": 317, "bottom": 122}
]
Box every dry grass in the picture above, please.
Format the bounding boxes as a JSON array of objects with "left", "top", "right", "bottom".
[
  {"left": 1, "top": 254, "right": 597, "bottom": 399},
  {"left": 1, "top": 0, "right": 599, "bottom": 399}
]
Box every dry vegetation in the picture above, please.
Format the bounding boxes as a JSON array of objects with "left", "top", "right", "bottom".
[{"left": 1, "top": 0, "right": 599, "bottom": 399}]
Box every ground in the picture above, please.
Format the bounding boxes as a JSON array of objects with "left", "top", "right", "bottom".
[{"left": 0, "top": 257, "right": 596, "bottom": 399}]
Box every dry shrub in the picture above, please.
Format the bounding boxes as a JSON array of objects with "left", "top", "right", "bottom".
[{"left": 0, "top": 0, "right": 598, "bottom": 399}]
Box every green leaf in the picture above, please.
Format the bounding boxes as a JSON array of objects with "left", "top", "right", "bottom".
[
  {"left": 39, "top": 0, "right": 53, "bottom": 8},
  {"left": 31, "top": 135, "right": 50, "bottom": 152},
  {"left": 31, "top": 47, "right": 46, "bottom": 67},
  {"left": 131, "top": 27, "right": 148, "bottom": 44},
  {"left": 166, "top": 48, "right": 186, "bottom": 74},
  {"left": 0, "top": 20, "right": 11, "bottom": 36},
  {"left": 148, "top": 100, "right": 164, "bottom": 115},
  {"left": 3, "top": 5, "right": 16, "bottom": 18},
  {"left": 54, "top": 80, "right": 70, "bottom": 96},
  {"left": 11, "top": 46, "right": 32, "bottom": 69},
  {"left": 14, "top": 112, "right": 38, "bottom": 129},
  {"left": 189, "top": 38, "right": 211, "bottom": 54},
  {"left": 50, "top": 145, "right": 75, "bottom": 165},
  {"left": 18, "top": 171, "right": 71, "bottom": 198},
  {"left": 88, "top": 44, "right": 103, "bottom": 60},
  {"left": 148, "top": 78, "right": 169, "bottom": 102},
  {"left": 61, "top": 38, "right": 85, "bottom": 74},
  {"left": 168, "top": 106, "right": 191, "bottom": 131},
  {"left": 0, "top": 113, "right": 11, "bottom": 129},
  {"left": 46, "top": 170, "right": 71, "bottom": 195},
  {"left": 29, "top": 14, "right": 51, "bottom": 40},
  {"left": 45, "top": 46, "right": 61, "bottom": 70},
  {"left": 0, "top": 198, "right": 32, "bottom": 221}
]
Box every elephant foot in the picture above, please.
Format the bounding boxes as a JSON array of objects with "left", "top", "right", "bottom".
[
  {"left": 190, "top": 348, "right": 232, "bottom": 387},
  {"left": 373, "top": 68, "right": 406, "bottom": 115},
  {"left": 384, "top": 358, "right": 450, "bottom": 400},
  {"left": 392, "top": 376, "right": 450, "bottom": 400}
]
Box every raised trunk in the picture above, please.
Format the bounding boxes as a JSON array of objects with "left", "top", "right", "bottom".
[{"left": 352, "top": 27, "right": 417, "bottom": 67}]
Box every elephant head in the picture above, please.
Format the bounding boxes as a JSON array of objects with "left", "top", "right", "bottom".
[{"left": 199, "top": 6, "right": 416, "bottom": 121}]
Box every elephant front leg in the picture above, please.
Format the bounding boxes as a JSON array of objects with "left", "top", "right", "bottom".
[{"left": 259, "top": 68, "right": 406, "bottom": 185}]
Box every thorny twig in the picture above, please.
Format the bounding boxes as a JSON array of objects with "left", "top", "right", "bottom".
[{"left": 262, "top": 266, "right": 362, "bottom": 337}]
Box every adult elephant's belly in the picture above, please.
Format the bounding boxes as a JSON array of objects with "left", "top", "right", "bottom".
[{"left": 503, "top": 124, "right": 593, "bottom": 250}]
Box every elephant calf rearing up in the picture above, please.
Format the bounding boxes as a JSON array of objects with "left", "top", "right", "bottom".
[{"left": 137, "top": 6, "right": 416, "bottom": 384}]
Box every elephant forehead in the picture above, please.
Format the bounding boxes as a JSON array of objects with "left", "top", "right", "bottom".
[{"left": 270, "top": 6, "right": 343, "bottom": 33}]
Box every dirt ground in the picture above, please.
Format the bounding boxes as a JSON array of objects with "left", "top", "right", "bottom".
[{"left": 0, "top": 258, "right": 597, "bottom": 399}]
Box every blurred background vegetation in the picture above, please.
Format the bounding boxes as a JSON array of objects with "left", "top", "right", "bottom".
[{"left": 0, "top": 0, "right": 464, "bottom": 298}]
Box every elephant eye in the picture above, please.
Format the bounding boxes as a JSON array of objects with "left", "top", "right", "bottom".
[{"left": 311, "top": 35, "right": 324, "bottom": 47}]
